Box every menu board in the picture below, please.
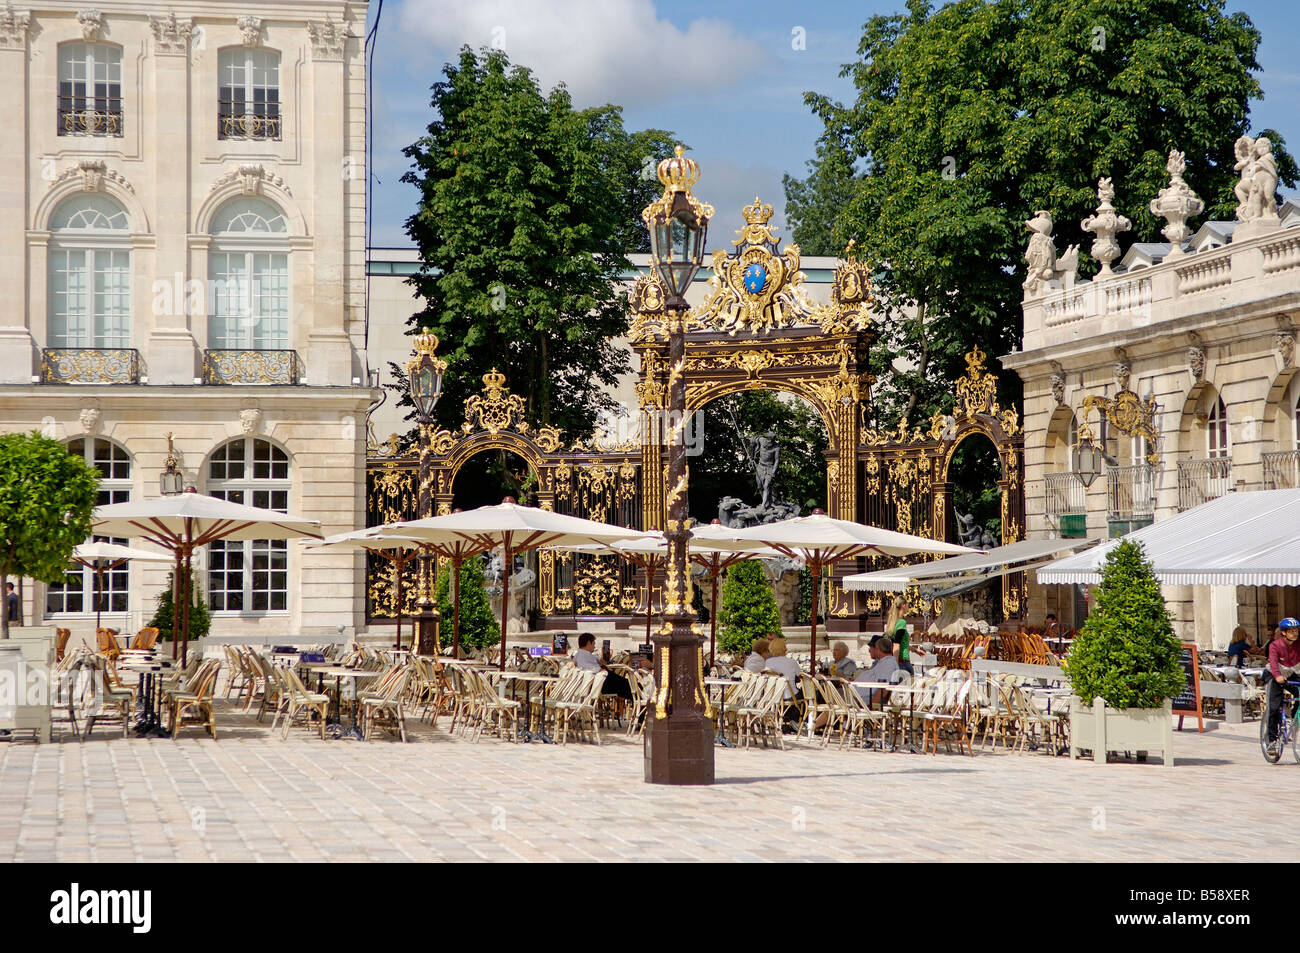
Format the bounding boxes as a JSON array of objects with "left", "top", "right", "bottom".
[
  {"left": 551, "top": 633, "right": 568, "bottom": 654},
  {"left": 1173, "top": 642, "right": 1204, "bottom": 732}
]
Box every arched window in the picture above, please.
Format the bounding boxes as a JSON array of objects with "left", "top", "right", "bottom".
[
  {"left": 1207, "top": 397, "right": 1229, "bottom": 458},
  {"left": 206, "top": 438, "right": 290, "bottom": 613},
  {"left": 58, "top": 42, "right": 123, "bottom": 136},
  {"left": 46, "top": 438, "right": 132, "bottom": 615},
  {"left": 218, "top": 47, "right": 281, "bottom": 140},
  {"left": 207, "top": 197, "right": 289, "bottom": 351},
  {"left": 48, "top": 194, "right": 131, "bottom": 349}
]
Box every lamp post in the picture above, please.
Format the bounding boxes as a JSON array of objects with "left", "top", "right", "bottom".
[
  {"left": 407, "top": 329, "right": 447, "bottom": 655},
  {"left": 159, "top": 433, "right": 189, "bottom": 659},
  {"left": 642, "top": 146, "right": 715, "bottom": 785}
]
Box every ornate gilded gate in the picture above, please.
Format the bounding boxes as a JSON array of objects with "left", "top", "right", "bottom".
[{"left": 366, "top": 196, "right": 1025, "bottom": 628}]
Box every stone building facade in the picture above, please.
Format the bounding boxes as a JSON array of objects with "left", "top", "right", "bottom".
[
  {"left": 0, "top": 1, "right": 373, "bottom": 648},
  {"left": 1003, "top": 151, "right": 1300, "bottom": 647}
]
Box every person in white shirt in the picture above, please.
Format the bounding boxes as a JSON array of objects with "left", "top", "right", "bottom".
[
  {"left": 573, "top": 634, "right": 632, "bottom": 699},
  {"left": 762, "top": 637, "right": 801, "bottom": 700},
  {"left": 853, "top": 636, "right": 899, "bottom": 703},
  {"left": 744, "top": 637, "right": 771, "bottom": 673}
]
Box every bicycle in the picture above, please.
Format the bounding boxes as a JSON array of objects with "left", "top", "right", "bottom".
[{"left": 1260, "top": 679, "right": 1300, "bottom": 764}]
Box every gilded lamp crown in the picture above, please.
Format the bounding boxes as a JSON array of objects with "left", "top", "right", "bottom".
[
  {"left": 413, "top": 328, "right": 440, "bottom": 356},
  {"left": 657, "top": 145, "right": 701, "bottom": 194}
]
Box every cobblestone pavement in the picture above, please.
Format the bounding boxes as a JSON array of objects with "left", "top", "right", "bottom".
[{"left": 1, "top": 702, "right": 1294, "bottom": 863}]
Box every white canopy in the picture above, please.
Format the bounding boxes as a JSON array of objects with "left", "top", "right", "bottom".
[
  {"left": 844, "top": 538, "right": 1100, "bottom": 592},
  {"left": 374, "top": 500, "right": 640, "bottom": 551},
  {"left": 727, "top": 512, "right": 977, "bottom": 562},
  {"left": 1036, "top": 489, "right": 1300, "bottom": 586},
  {"left": 92, "top": 492, "right": 323, "bottom": 546},
  {"left": 71, "top": 541, "right": 174, "bottom": 564}
]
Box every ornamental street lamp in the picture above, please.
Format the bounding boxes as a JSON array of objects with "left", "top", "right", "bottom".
[
  {"left": 160, "top": 433, "right": 184, "bottom": 496},
  {"left": 407, "top": 329, "right": 447, "bottom": 654},
  {"left": 641, "top": 146, "right": 715, "bottom": 785}
]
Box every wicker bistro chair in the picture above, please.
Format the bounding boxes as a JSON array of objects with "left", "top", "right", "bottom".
[
  {"left": 360, "top": 666, "right": 411, "bottom": 742},
  {"left": 96, "top": 628, "right": 122, "bottom": 661},
  {"left": 55, "top": 627, "right": 72, "bottom": 663},
  {"left": 626, "top": 669, "right": 657, "bottom": 737},
  {"left": 277, "top": 667, "right": 332, "bottom": 739},
  {"left": 167, "top": 658, "right": 222, "bottom": 739},
  {"left": 738, "top": 675, "right": 787, "bottom": 750},
  {"left": 834, "top": 679, "right": 887, "bottom": 750},
  {"left": 554, "top": 670, "right": 607, "bottom": 745},
  {"left": 920, "top": 677, "right": 975, "bottom": 756},
  {"left": 130, "top": 627, "right": 161, "bottom": 651},
  {"left": 82, "top": 655, "right": 135, "bottom": 738},
  {"left": 463, "top": 667, "right": 520, "bottom": 742}
]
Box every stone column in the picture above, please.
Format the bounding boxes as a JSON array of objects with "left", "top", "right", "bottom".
[
  {"left": 147, "top": 13, "right": 199, "bottom": 384},
  {"left": 0, "top": 8, "right": 34, "bottom": 382}
]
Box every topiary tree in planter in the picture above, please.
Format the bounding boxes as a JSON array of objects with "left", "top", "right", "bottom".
[
  {"left": 717, "top": 559, "right": 782, "bottom": 656},
  {"left": 1063, "top": 539, "right": 1185, "bottom": 765},
  {"left": 1063, "top": 540, "right": 1185, "bottom": 708},
  {"left": 148, "top": 566, "right": 211, "bottom": 644}
]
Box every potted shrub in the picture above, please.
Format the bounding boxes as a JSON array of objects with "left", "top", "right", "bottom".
[
  {"left": 717, "top": 559, "right": 782, "bottom": 657},
  {"left": 1063, "top": 540, "right": 1185, "bottom": 765}
]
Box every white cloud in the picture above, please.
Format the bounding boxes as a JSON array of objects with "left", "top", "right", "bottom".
[{"left": 392, "top": 0, "right": 770, "bottom": 108}]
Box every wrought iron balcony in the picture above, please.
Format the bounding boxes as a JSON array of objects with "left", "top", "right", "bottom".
[
  {"left": 40, "top": 347, "right": 140, "bottom": 384},
  {"left": 1177, "top": 456, "right": 1232, "bottom": 511},
  {"left": 1263, "top": 450, "right": 1300, "bottom": 490},
  {"left": 202, "top": 349, "right": 300, "bottom": 385},
  {"left": 1044, "top": 471, "right": 1087, "bottom": 537},
  {"left": 1106, "top": 464, "right": 1156, "bottom": 522},
  {"left": 218, "top": 108, "right": 282, "bottom": 140},
  {"left": 58, "top": 105, "right": 124, "bottom": 137}
]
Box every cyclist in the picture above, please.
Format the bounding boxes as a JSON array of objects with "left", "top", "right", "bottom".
[{"left": 1265, "top": 617, "right": 1300, "bottom": 757}]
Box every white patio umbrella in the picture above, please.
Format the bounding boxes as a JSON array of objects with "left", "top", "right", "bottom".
[
  {"left": 71, "top": 541, "right": 174, "bottom": 631},
  {"left": 92, "top": 490, "right": 323, "bottom": 662},
  {"left": 376, "top": 498, "right": 643, "bottom": 669},
  {"left": 728, "top": 511, "right": 979, "bottom": 673}
]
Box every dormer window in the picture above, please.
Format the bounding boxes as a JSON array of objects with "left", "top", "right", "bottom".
[{"left": 218, "top": 47, "right": 281, "bottom": 140}]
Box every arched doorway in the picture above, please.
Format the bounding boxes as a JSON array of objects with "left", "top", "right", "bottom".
[{"left": 450, "top": 448, "right": 538, "bottom": 510}]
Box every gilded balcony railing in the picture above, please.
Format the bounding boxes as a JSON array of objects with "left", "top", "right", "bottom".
[
  {"left": 202, "top": 349, "right": 299, "bottom": 385},
  {"left": 58, "top": 106, "right": 123, "bottom": 137},
  {"left": 1106, "top": 464, "right": 1156, "bottom": 522},
  {"left": 1177, "top": 456, "right": 1232, "bottom": 511},
  {"left": 40, "top": 347, "right": 140, "bottom": 384},
  {"left": 218, "top": 110, "right": 282, "bottom": 140},
  {"left": 1263, "top": 449, "right": 1300, "bottom": 490}
]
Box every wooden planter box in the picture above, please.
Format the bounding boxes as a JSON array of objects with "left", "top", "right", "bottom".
[{"left": 1068, "top": 696, "right": 1173, "bottom": 766}]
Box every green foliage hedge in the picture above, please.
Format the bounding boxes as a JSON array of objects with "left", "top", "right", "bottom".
[
  {"left": 1062, "top": 540, "right": 1185, "bottom": 709},
  {"left": 717, "top": 560, "right": 781, "bottom": 655},
  {"left": 436, "top": 554, "right": 499, "bottom": 651}
]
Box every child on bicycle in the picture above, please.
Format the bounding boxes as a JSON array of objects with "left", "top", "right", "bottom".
[{"left": 1265, "top": 617, "right": 1300, "bottom": 755}]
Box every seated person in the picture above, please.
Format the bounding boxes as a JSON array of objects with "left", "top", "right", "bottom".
[
  {"left": 762, "top": 637, "right": 801, "bottom": 699},
  {"left": 573, "top": 633, "right": 633, "bottom": 700},
  {"left": 852, "top": 636, "right": 899, "bottom": 703},
  {"left": 829, "top": 641, "right": 858, "bottom": 679},
  {"left": 1225, "top": 626, "right": 1255, "bottom": 666},
  {"left": 745, "top": 638, "right": 771, "bottom": 674},
  {"left": 1044, "top": 613, "right": 1063, "bottom": 640}
]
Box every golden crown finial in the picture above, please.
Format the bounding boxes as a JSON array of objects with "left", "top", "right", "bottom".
[
  {"left": 413, "top": 327, "right": 440, "bottom": 356},
  {"left": 657, "top": 144, "right": 701, "bottom": 194},
  {"left": 482, "top": 368, "right": 507, "bottom": 391},
  {"left": 742, "top": 197, "right": 774, "bottom": 226}
]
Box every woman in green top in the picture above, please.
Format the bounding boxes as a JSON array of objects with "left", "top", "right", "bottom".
[{"left": 885, "top": 597, "right": 912, "bottom": 672}]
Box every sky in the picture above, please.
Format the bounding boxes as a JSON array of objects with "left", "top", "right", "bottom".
[{"left": 363, "top": 0, "right": 1300, "bottom": 249}]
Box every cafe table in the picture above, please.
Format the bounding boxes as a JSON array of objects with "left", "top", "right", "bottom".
[
  {"left": 117, "top": 651, "right": 174, "bottom": 738},
  {"left": 499, "top": 671, "right": 556, "bottom": 743},
  {"left": 304, "top": 665, "right": 381, "bottom": 740},
  {"left": 704, "top": 677, "right": 739, "bottom": 747}
]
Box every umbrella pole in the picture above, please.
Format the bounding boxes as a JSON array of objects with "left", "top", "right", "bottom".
[
  {"left": 498, "top": 537, "right": 511, "bottom": 671},
  {"left": 181, "top": 548, "right": 192, "bottom": 667},
  {"left": 808, "top": 562, "right": 821, "bottom": 676},
  {"left": 171, "top": 551, "right": 183, "bottom": 661},
  {"left": 394, "top": 553, "right": 404, "bottom": 652},
  {"left": 453, "top": 555, "right": 463, "bottom": 660},
  {"left": 645, "top": 561, "right": 656, "bottom": 644},
  {"left": 709, "top": 563, "right": 720, "bottom": 668},
  {"left": 95, "top": 562, "right": 104, "bottom": 632}
]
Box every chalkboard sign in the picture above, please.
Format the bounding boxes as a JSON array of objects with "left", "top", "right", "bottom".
[
  {"left": 551, "top": 633, "right": 568, "bottom": 654},
  {"left": 1173, "top": 642, "right": 1204, "bottom": 732}
]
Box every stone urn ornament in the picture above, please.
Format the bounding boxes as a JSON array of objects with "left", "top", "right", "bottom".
[
  {"left": 1080, "top": 177, "right": 1131, "bottom": 276},
  {"left": 1149, "top": 150, "right": 1203, "bottom": 258}
]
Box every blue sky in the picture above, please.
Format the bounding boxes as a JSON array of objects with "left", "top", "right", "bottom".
[{"left": 364, "top": 0, "right": 1300, "bottom": 249}]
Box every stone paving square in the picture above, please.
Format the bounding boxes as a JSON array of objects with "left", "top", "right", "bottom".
[{"left": 1, "top": 699, "right": 1297, "bottom": 863}]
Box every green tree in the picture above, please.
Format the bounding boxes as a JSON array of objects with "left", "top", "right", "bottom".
[
  {"left": 435, "top": 554, "right": 499, "bottom": 651},
  {"left": 689, "top": 391, "right": 829, "bottom": 523},
  {"left": 0, "top": 432, "right": 99, "bottom": 639},
  {"left": 716, "top": 560, "right": 782, "bottom": 656},
  {"left": 787, "top": 0, "right": 1297, "bottom": 426},
  {"left": 147, "top": 567, "right": 211, "bottom": 644},
  {"left": 398, "top": 46, "right": 682, "bottom": 441},
  {"left": 1062, "top": 540, "right": 1185, "bottom": 709}
]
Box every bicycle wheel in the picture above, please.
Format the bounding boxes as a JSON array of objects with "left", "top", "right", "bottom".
[
  {"left": 1261, "top": 710, "right": 1282, "bottom": 763},
  {"left": 1292, "top": 712, "right": 1300, "bottom": 765}
]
